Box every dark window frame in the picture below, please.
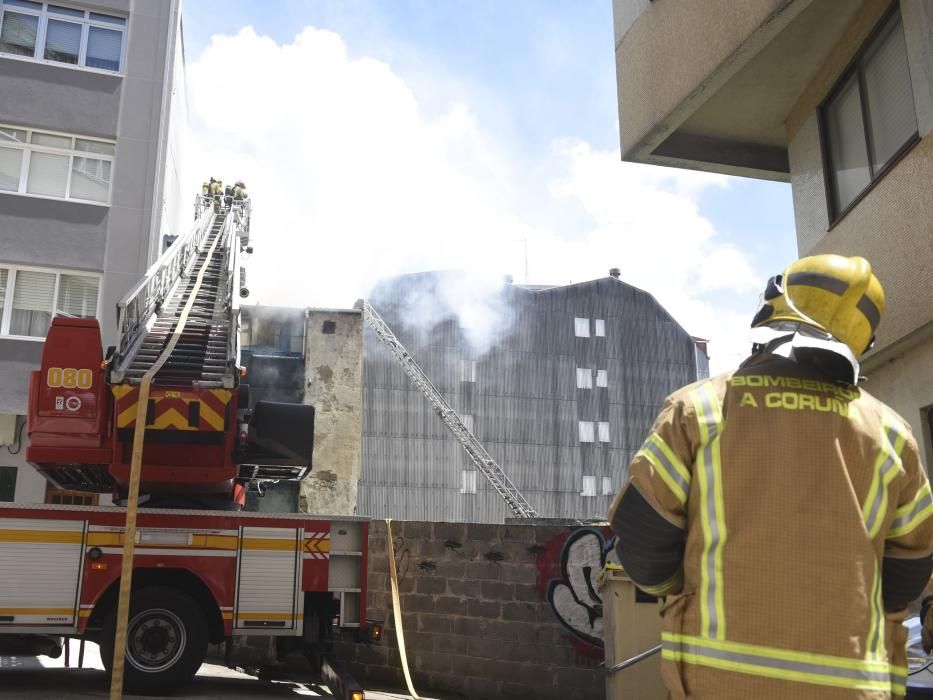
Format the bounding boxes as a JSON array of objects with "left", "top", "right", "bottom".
[
  {"left": 818, "top": 4, "right": 919, "bottom": 226},
  {"left": 0, "top": 465, "right": 16, "bottom": 501}
]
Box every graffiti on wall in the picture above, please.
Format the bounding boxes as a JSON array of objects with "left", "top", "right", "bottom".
[{"left": 536, "top": 526, "right": 619, "bottom": 656}]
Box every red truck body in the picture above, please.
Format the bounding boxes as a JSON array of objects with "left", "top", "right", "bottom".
[{"left": 0, "top": 502, "right": 368, "bottom": 636}]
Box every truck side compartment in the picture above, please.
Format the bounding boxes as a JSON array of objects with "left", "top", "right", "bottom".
[{"left": 0, "top": 503, "right": 372, "bottom": 695}]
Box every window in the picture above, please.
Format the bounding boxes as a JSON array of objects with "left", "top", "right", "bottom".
[
  {"left": 0, "top": 264, "right": 99, "bottom": 338},
  {"left": 596, "top": 369, "right": 608, "bottom": 388},
  {"left": 602, "top": 476, "right": 613, "bottom": 496},
  {"left": 595, "top": 319, "right": 606, "bottom": 337},
  {"left": 460, "top": 470, "right": 477, "bottom": 495},
  {"left": 576, "top": 367, "right": 593, "bottom": 390},
  {"left": 578, "top": 421, "right": 594, "bottom": 443},
  {"left": 598, "top": 421, "right": 610, "bottom": 443},
  {"left": 574, "top": 317, "right": 590, "bottom": 338},
  {"left": 0, "top": 124, "right": 114, "bottom": 203},
  {"left": 321, "top": 320, "right": 336, "bottom": 334},
  {"left": 460, "top": 358, "right": 476, "bottom": 382},
  {"left": 0, "top": 1, "right": 126, "bottom": 72},
  {"left": 822, "top": 9, "right": 917, "bottom": 218},
  {"left": 46, "top": 485, "right": 97, "bottom": 506},
  {"left": 461, "top": 413, "right": 474, "bottom": 433},
  {"left": 0, "top": 466, "right": 15, "bottom": 501},
  {"left": 581, "top": 475, "right": 596, "bottom": 497}
]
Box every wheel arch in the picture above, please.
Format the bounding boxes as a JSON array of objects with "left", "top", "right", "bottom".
[{"left": 86, "top": 568, "right": 225, "bottom": 644}]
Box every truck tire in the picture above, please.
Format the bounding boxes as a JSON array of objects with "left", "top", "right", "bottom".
[{"left": 100, "top": 587, "right": 208, "bottom": 696}]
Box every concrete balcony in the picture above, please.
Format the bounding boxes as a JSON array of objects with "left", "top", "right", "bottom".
[{"left": 613, "top": 0, "right": 864, "bottom": 181}]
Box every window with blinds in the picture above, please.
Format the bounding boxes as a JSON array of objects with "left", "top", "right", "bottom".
[
  {"left": 602, "top": 477, "right": 613, "bottom": 496},
  {"left": 0, "top": 6, "right": 37, "bottom": 57},
  {"left": 57, "top": 273, "right": 98, "bottom": 317},
  {"left": 576, "top": 367, "right": 593, "bottom": 389},
  {"left": 595, "top": 319, "right": 606, "bottom": 337},
  {"left": 0, "top": 1, "right": 126, "bottom": 72},
  {"left": 596, "top": 369, "right": 608, "bottom": 388},
  {"left": 460, "top": 470, "right": 477, "bottom": 495},
  {"left": 578, "top": 421, "right": 595, "bottom": 443},
  {"left": 460, "top": 358, "right": 476, "bottom": 382},
  {"left": 821, "top": 8, "right": 917, "bottom": 219},
  {"left": 10, "top": 269, "right": 54, "bottom": 337},
  {"left": 0, "top": 265, "right": 99, "bottom": 338},
  {"left": 0, "top": 123, "right": 114, "bottom": 203},
  {"left": 581, "top": 476, "right": 596, "bottom": 498},
  {"left": 0, "top": 269, "right": 6, "bottom": 314},
  {"left": 574, "top": 317, "right": 590, "bottom": 337},
  {"left": 0, "top": 129, "right": 24, "bottom": 191},
  {"left": 597, "top": 421, "right": 610, "bottom": 443}
]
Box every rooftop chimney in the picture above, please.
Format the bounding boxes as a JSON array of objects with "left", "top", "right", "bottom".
[{"left": 609, "top": 267, "right": 621, "bottom": 279}]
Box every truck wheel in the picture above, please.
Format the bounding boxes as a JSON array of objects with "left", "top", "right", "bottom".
[{"left": 101, "top": 587, "right": 208, "bottom": 696}]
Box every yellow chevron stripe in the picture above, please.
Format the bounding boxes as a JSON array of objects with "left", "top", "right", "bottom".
[
  {"left": 303, "top": 538, "right": 331, "bottom": 554},
  {"left": 153, "top": 407, "right": 194, "bottom": 430},
  {"left": 199, "top": 401, "right": 225, "bottom": 431},
  {"left": 111, "top": 385, "right": 134, "bottom": 399},
  {"left": 117, "top": 402, "right": 138, "bottom": 428},
  {"left": 210, "top": 389, "right": 232, "bottom": 404}
]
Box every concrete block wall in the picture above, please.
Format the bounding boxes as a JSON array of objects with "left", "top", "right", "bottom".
[
  {"left": 301, "top": 309, "right": 363, "bottom": 515},
  {"left": 335, "top": 520, "right": 615, "bottom": 700}
]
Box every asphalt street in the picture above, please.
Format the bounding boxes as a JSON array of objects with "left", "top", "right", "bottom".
[{"left": 0, "top": 641, "right": 425, "bottom": 699}]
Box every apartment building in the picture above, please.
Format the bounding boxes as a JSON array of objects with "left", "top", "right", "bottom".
[
  {"left": 0, "top": 0, "right": 188, "bottom": 502},
  {"left": 361, "top": 270, "right": 699, "bottom": 523},
  {"left": 613, "top": 0, "right": 933, "bottom": 466}
]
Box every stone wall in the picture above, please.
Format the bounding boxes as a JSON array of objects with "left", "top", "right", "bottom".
[
  {"left": 335, "top": 520, "right": 616, "bottom": 700},
  {"left": 301, "top": 309, "right": 363, "bottom": 515}
]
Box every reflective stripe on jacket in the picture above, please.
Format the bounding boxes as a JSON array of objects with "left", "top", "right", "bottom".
[{"left": 609, "top": 352, "right": 933, "bottom": 699}]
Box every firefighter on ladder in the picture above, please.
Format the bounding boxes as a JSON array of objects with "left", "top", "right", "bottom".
[{"left": 609, "top": 254, "right": 933, "bottom": 699}]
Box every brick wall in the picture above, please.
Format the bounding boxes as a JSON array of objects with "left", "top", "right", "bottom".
[{"left": 335, "top": 520, "right": 611, "bottom": 700}]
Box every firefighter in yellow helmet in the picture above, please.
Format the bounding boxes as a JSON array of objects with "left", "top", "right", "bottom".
[{"left": 609, "top": 254, "right": 932, "bottom": 699}]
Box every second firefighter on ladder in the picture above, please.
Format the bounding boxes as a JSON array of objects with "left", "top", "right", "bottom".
[{"left": 610, "top": 254, "right": 933, "bottom": 699}]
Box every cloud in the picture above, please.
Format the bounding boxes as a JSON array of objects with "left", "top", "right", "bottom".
[{"left": 187, "top": 25, "right": 763, "bottom": 374}]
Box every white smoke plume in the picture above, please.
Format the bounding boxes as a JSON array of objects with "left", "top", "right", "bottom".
[{"left": 186, "top": 26, "right": 786, "bottom": 375}]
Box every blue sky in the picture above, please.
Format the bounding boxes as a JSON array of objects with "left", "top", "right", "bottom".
[{"left": 182, "top": 0, "right": 798, "bottom": 371}]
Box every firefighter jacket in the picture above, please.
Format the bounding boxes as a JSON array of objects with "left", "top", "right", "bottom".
[{"left": 609, "top": 352, "right": 933, "bottom": 699}]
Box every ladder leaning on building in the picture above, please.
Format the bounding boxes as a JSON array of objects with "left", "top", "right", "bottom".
[{"left": 360, "top": 301, "right": 538, "bottom": 519}]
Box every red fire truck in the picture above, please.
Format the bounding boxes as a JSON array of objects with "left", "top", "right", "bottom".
[{"left": 0, "top": 195, "right": 378, "bottom": 697}]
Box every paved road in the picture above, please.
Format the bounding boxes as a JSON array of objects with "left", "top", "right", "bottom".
[{"left": 0, "top": 642, "right": 423, "bottom": 699}]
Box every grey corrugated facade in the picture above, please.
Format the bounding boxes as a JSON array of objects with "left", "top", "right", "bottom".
[
  {"left": 360, "top": 271, "right": 699, "bottom": 523},
  {"left": 0, "top": 0, "right": 186, "bottom": 502}
]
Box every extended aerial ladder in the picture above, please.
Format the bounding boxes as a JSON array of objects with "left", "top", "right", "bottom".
[
  {"left": 360, "top": 301, "right": 538, "bottom": 518},
  {"left": 109, "top": 196, "right": 242, "bottom": 388},
  {"left": 27, "top": 191, "right": 315, "bottom": 508}
]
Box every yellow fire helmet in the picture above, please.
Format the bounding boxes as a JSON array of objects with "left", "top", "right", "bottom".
[{"left": 751, "top": 254, "right": 885, "bottom": 357}]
